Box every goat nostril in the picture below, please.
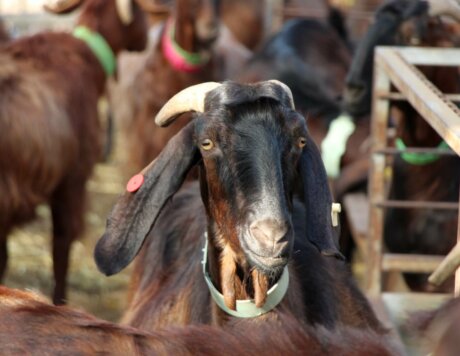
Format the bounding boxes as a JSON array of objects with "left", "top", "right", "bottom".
[{"left": 250, "top": 219, "right": 289, "bottom": 244}]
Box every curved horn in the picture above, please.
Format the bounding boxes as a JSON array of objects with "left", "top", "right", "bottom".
[
  {"left": 268, "top": 79, "right": 295, "bottom": 109},
  {"left": 155, "top": 82, "right": 222, "bottom": 127},
  {"left": 43, "top": 0, "right": 83, "bottom": 14},
  {"left": 116, "top": 0, "right": 133, "bottom": 25}
]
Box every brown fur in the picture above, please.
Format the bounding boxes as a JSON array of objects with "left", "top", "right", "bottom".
[
  {"left": 0, "top": 286, "right": 395, "bottom": 356},
  {"left": 0, "top": 0, "right": 147, "bottom": 304},
  {"left": 116, "top": 0, "right": 220, "bottom": 173}
]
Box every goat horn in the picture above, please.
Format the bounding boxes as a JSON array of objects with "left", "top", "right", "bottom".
[
  {"left": 116, "top": 0, "right": 133, "bottom": 25},
  {"left": 268, "top": 80, "right": 295, "bottom": 109},
  {"left": 43, "top": 0, "right": 83, "bottom": 14},
  {"left": 155, "top": 82, "right": 222, "bottom": 127},
  {"left": 428, "top": 243, "right": 460, "bottom": 286}
]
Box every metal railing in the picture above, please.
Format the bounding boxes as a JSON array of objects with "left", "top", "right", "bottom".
[{"left": 367, "top": 46, "right": 460, "bottom": 296}]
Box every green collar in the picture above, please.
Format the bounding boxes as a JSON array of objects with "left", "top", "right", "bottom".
[
  {"left": 201, "top": 234, "right": 289, "bottom": 318},
  {"left": 73, "top": 26, "right": 116, "bottom": 77},
  {"left": 395, "top": 138, "right": 450, "bottom": 165}
]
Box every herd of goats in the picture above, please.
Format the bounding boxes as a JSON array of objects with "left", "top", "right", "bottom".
[{"left": 1, "top": 0, "right": 460, "bottom": 354}]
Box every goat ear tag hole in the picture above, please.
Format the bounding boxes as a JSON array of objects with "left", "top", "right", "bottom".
[{"left": 126, "top": 174, "right": 144, "bottom": 193}]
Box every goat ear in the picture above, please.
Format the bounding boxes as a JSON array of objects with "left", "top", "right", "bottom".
[
  {"left": 94, "top": 122, "right": 198, "bottom": 275},
  {"left": 298, "top": 136, "right": 345, "bottom": 260}
]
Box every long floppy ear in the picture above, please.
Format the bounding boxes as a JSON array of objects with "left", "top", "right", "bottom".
[
  {"left": 299, "top": 135, "right": 344, "bottom": 260},
  {"left": 94, "top": 122, "right": 198, "bottom": 275}
]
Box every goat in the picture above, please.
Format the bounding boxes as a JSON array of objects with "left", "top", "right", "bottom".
[
  {"left": 0, "top": 0, "right": 148, "bottom": 305},
  {"left": 236, "top": 16, "right": 351, "bottom": 147},
  {"left": 95, "top": 81, "right": 387, "bottom": 340},
  {"left": 116, "top": 0, "right": 220, "bottom": 172},
  {"left": 0, "top": 285, "right": 395, "bottom": 356},
  {"left": 113, "top": 0, "right": 250, "bottom": 173}
]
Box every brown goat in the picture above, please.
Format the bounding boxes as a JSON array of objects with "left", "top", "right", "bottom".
[
  {"left": 114, "top": 0, "right": 250, "bottom": 173},
  {"left": 95, "top": 81, "right": 392, "bottom": 353},
  {"left": 0, "top": 0, "right": 148, "bottom": 305},
  {"left": 0, "top": 285, "right": 396, "bottom": 355}
]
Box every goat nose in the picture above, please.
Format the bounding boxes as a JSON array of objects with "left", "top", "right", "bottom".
[{"left": 250, "top": 219, "right": 289, "bottom": 245}]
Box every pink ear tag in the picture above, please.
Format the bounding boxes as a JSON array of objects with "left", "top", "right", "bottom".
[{"left": 126, "top": 174, "right": 144, "bottom": 193}]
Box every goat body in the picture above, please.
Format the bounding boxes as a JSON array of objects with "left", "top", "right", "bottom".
[
  {"left": 95, "top": 82, "right": 387, "bottom": 350},
  {"left": 0, "top": 285, "right": 395, "bottom": 356},
  {"left": 0, "top": 0, "right": 147, "bottom": 304}
]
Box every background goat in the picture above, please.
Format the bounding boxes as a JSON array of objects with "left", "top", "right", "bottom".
[
  {"left": 95, "top": 81, "right": 385, "bottom": 339},
  {"left": 0, "top": 0, "right": 147, "bottom": 304},
  {"left": 236, "top": 16, "right": 351, "bottom": 146},
  {"left": 0, "top": 285, "right": 395, "bottom": 356},
  {"left": 114, "top": 0, "right": 238, "bottom": 172}
]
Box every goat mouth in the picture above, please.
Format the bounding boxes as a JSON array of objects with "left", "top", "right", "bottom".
[{"left": 245, "top": 251, "right": 287, "bottom": 275}]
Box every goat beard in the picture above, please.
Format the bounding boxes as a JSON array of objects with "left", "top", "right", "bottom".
[
  {"left": 252, "top": 269, "right": 269, "bottom": 308},
  {"left": 220, "top": 247, "right": 269, "bottom": 310}
]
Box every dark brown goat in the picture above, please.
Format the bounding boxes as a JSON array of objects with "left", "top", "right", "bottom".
[
  {"left": 236, "top": 16, "right": 351, "bottom": 147},
  {"left": 0, "top": 0, "right": 148, "bottom": 305},
  {"left": 0, "top": 286, "right": 395, "bottom": 356},
  {"left": 95, "top": 82, "right": 388, "bottom": 345}
]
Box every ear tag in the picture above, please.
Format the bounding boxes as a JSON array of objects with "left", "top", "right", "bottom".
[
  {"left": 331, "top": 203, "right": 341, "bottom": 227},
  {"left": 126, "top": 174, "right": 144, "bottom": 193}
]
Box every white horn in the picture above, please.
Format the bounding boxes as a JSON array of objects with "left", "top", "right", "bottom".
[
  {"left": 116, "top": 0, "right": 133, "bottom": 25},
  {"left": 43, "top": 0, "right": 83, "bottom": 14},
  {"left": 268, "top": 80, "right": 295, "bottom": 109},
  {"left": 155, "top": 82, "right": 222, "bottom": 127}
]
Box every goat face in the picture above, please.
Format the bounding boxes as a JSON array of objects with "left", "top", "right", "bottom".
[
  {"left": 193, "top": 99, "right": 307, "bottom": 272},
  {"left": 95, "top": 81, "right": 343, "bottom": 280}
]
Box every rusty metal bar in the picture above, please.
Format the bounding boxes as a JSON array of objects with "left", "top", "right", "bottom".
[
  {"left": 375, "top": 48, "right": 460, "bottom": 156},
  {"left": 366, "top": 59, "right": 391, "bottom": 296},
  {"left": 377, "top": 92, "right": 460, "bottom": 103},
  {"left": 374, "top": 200, "right": 459, "bottom": 210},
  {"left": 382, "top": 254, "right": 443, "bottom": 273}
]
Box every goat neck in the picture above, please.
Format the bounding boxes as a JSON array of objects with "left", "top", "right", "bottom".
[
  {"left": 76, "top": 0, "right": 147, "bottom": 56},
  {"left": 168, "top": 0, "right": 219, "bottom": 59}
]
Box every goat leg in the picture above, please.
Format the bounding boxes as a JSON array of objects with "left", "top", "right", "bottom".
[{"left": 252, "top": 269, "right": 268, "bottom": 308}]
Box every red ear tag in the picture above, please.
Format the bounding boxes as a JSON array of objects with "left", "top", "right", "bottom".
[{"left": 126, "top": 174, "right": 144, "bottom": 193}]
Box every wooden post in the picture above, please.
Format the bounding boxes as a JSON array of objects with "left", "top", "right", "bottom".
[{"left": 366, "top": 51, "right": 390, "bottom": 296}]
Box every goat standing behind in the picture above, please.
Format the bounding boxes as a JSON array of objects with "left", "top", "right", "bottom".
[{"left": 0, "top": 0, "right": 147, "bottom": 304}]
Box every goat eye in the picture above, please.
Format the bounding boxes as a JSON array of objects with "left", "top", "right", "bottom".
[
  {"left": 200, "top": 139, "right": 214, "bottom": 151},
  {"left": 298, "top": 137, "right": 307, "bottom": 148}
]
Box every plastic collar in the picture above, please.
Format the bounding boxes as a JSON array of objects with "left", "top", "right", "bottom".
[
  {"left": 201, "top": 234, "right": 289, "bottom": 318},
  {"left": 73, "top": 26, "right": 116, "bottom": 77},
  {"left": 395, "top": 138, "right": 450, "bottom": 165},
  {"left": 162, "top": 19, "right": 210, "bottom": 73}
]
